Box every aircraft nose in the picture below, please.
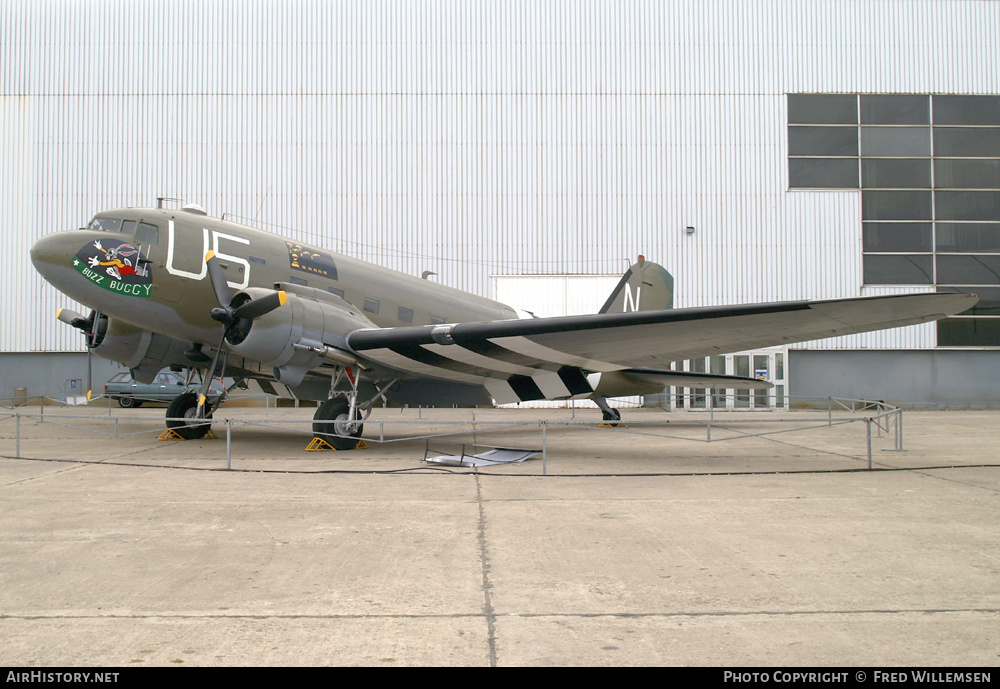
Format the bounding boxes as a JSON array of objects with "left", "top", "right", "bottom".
[
  {"left": 31, "top": 231, "right": 80, "bottom": 281},
  {"left": 30, "top": 233, "right": 62, "bottom": 273}
]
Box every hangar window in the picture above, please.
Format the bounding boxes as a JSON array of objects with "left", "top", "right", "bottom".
[
  {"left": 862, "top": 223, "right": 933, "bottom": 253},
  {"left": 860, "top": 127, "right": 931, "bottom": 157},
  {"left": 862, "top": 159, "right": 932, "bottom": 189},
  {"left": 933, "top": 95, "right": 1000, "bottom": 126},
  {"left": 788, "top": 93, "right": 1000, "bottom": 346},
  {"left": 934, "top": 160, "right": 1000, "bottom": 189},
  {"left": 936, "top": 224, "right": 1000, "bottom": 253},
  {"left": 788, "top": 126, "right": 858, "bottom": 157},
  {"left": 788, "top": 94, "right": 858, "bottom": 124},
  {"left": 789, "top": 158, "right": 858, "bottom": 188},
  {"left": 933, "top": 128, "right": 1000, "bottom": 157},
  {"left": 860, "top": 95, "right": 929, "bottom": 125},
  {"left": 862, "top": 255, "right": 933, "bottom": 285}
]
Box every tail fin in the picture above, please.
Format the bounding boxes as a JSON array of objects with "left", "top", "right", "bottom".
[{"left": 598, "top": 256, "right": 674, "bottom": 314}]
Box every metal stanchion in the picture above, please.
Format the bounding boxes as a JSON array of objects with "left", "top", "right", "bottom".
[
  {"left": 542, "top": 421, "right": 547, "bottom": 476},
  {"left": 866, "top": 418, "right": 872, "bottom": 470}
]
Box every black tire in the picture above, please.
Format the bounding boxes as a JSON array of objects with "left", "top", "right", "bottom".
[
  {"left": 118, "top": 396, "right": 135, "bottom": 408},
  {"left": 602, "top": 408, "right": 621, "bottom": 427},
  {"left": 313, "top": 398, "right": 364, "bottom": 450},
  {"left": 165, "top": 392, "right": 212, "bottom": 440}
]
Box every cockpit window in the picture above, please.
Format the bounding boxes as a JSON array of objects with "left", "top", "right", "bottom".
[
  {"left": 136, "top": 222, "right": 159, "bottom": 245},
  {"left": 89, "top": 217, "right": 122, "bottom": 233}
]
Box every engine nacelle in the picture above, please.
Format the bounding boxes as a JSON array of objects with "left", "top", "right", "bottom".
[
  {"left": 91, "top": 318, "right": 192, "bottom": 383},
  {"left": 225, "top": 288, "right": 377, "bottom": 387}
]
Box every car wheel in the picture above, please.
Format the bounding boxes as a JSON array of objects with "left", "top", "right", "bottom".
[
  {"left": 165, "top": 392, "right": 212, "bottom": 440},
  {"left": 118, "top": 396, "right": 134, "bottom": 408},
  {"left": 312, "top": 398, "right": 364, "bottom": 450}
]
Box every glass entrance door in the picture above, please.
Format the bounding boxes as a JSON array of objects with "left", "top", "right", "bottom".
[{"left": 666, "top": 348, "right": 788, "bottom": 411}]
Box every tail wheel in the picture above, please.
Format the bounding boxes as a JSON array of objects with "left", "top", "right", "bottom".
[
  {"left": 313, "top": 398, "right": 364, "bottom": 450},
  {"left": 166, "top": 391, "right": 212, "bottom": 440}
]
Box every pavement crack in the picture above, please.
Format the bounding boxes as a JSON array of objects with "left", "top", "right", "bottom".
[{"left": 474, "top": 471, "right": 498, "bottom": 667}]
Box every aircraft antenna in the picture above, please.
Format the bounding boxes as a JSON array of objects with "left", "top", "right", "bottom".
[{"left": 252, "top": 187, "right": 271, "bottom": 228}]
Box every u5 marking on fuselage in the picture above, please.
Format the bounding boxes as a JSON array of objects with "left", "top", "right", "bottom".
[{"left": 165, "top": 220, "right": 251, "bottom": 290}]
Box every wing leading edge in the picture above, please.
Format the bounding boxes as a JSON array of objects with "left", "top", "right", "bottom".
[{"left": 345, "top": 292, "right": 976, "bottom": 404}]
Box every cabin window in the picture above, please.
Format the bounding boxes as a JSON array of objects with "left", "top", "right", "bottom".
[
  {"left": 398, "top": 306, "right": 413, "bottom": 323},
  {"left": 364, "top": 297, "right": 379, "bottom": 314},
  {"left": 430, "top": 315, "right": 445, "bottom": 324},
  {"left": 328, "top": 286, "right": 345, "bottom": 299}
]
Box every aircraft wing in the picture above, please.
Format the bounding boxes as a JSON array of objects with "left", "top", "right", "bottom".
[{"left": 345, "top": 292, "right": 975, "bottom": 403}]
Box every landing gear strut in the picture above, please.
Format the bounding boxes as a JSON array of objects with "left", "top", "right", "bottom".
[
  {"left": 593, "top": 396, "right": 622, "bottom": 426},
  {"left": 312, "top": 367, "right": 397, "bottom": 450}
]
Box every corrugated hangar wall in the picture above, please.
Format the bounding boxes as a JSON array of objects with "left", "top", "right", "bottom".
[{"left": 2, "top": 0, "right": 999, "bottom": 361}]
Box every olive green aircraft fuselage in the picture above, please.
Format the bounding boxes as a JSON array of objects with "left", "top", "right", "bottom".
[{"left": 31, "top": 203, "right": 974, "bottom": 445}]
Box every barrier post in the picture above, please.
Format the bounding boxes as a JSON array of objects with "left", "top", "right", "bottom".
[
  {"left": 542, "top": 421, "right": 547, "bottom": 476},
  {"left": 866, "top": 418, "right": 872, "bottom": 470},
  {"left": 226, "top": 419, "right": 232, "bottom": 470},
  {"left": 16, "top": 413, "right": 20, "bottom": 459}
]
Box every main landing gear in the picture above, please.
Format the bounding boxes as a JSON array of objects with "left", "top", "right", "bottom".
[
  {"left": 313, "top": 397, "right": 364, "bottom": 450},
  {"left": 593, "top": 396, "right": 622, "bottom": 426},
  {"left": 164, "top": 369, "right": 230, "bottom": 440},
  {"left": 312, "top": 367, "right": 397, "bottom": 450},
  {"left": 165, "top": 391, "right": 214, "bottom": 440}
]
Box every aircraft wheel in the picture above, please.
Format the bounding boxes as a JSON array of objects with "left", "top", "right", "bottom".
[
  {"left": 602, "top": 408, "right": 621, "bottom": 427},
  {"left": 165, "top": 392, "right": 212, "bottom": 440},
  {"left": 313, "top": 398, "right": 364, "bottom": 450}
]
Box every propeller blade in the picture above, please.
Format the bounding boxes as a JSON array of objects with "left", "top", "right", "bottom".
[
  {"left": 233, "top": 290, "right": 287, "bottom": 320},
  {"left": 86, "top": 350, "right": 93, "bottom": 402},
  {"left": 204, "top": 251, "right": 234, "bottom": 309},
  {"left": 57, "top": 308, "right": 90, "bottom": 330},
  {"left": 197, "top": 333, "right": 226, "bottom": 417}
]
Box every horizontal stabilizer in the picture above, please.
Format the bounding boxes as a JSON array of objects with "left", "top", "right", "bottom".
[{"left": 621, "top": 368, "right": 773, "bottom": 390}]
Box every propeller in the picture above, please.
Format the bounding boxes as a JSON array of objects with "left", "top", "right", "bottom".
[
  {"left": 196, "top": 251, "right": 286, "bottom": 416},
  {"left": 56, "top": 307, "right": 105, "bottom": 401}
]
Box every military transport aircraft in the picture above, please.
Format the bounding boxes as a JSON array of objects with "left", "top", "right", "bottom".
[{"left": 30, "top": 203, "right": 976, "bottom": 448}]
